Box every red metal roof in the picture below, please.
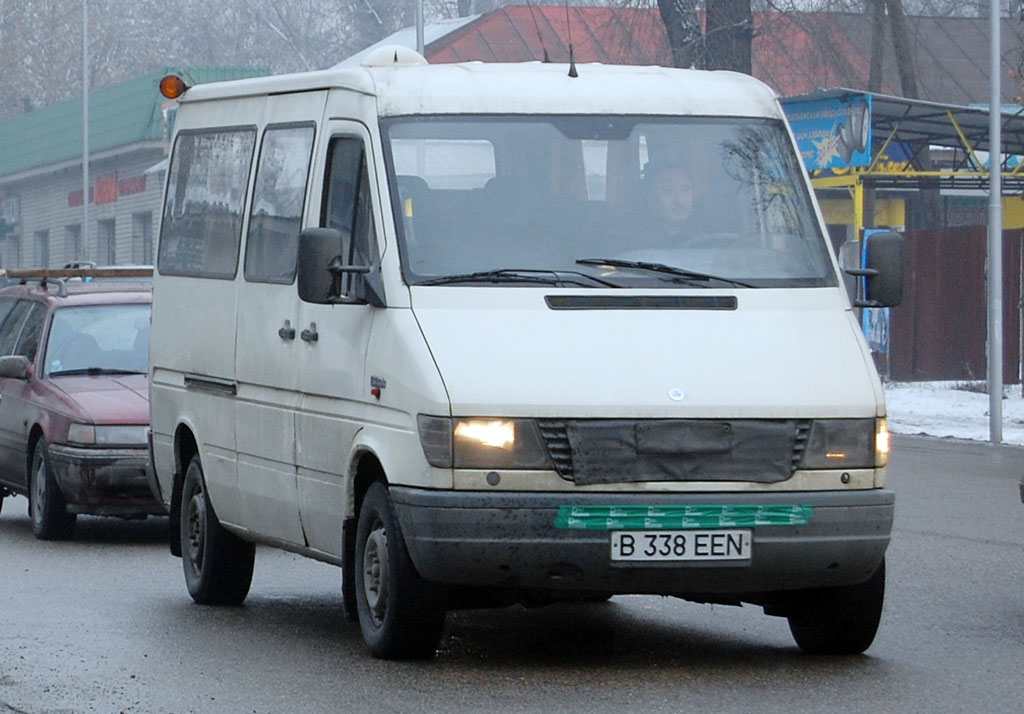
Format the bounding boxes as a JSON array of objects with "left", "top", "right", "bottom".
[
  {"left": 425, "top": 6, "right": 1023, "bottom": 106},
  {"left": 427, "top": 6, "right": 671, "bottom": 67}
]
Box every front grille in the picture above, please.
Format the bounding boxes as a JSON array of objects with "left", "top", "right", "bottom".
[
  {"left": 537, "top": 419, "right": 574, "bottom": 480},
  {"left": 537, "top": 418, "right": 813, "bottom": 484},
  {"left": 792, "top": 420, "right": 812, "bottom": 470}
]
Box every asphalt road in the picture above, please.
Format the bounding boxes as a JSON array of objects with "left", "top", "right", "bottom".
[{"left": 1, "top": 435, "right": 1022, "bottom": 714}]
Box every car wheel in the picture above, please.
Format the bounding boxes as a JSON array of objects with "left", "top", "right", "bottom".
[
  {"left": 354, "top": 481, "right": 446, "bottom": 659},
  {"left": 787, "top": 558, "right": 885, "bottom": 655},
  {"left": 29, "top": 439, "right": 76, "bottom": 540},
  {"left": 180, "top": 455, "right": 255, "bottom": 606}
]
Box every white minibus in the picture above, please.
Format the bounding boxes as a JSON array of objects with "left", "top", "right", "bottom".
[{"left": 149, "top": 47, "right": 903, "bottom": 659}]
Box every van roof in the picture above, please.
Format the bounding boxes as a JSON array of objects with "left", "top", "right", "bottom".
[{"left": 178, "top": 59, "right": 782, "bottom": 120}]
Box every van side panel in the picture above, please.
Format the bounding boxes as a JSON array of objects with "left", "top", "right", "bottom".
[
  {"left": 150, "top": 278, "right": 242, "bottom": 522},
  {"left": 150, "top": 96, "right": 264, "bottom": 527},
  {"left": 231, "top": 93, "right": 327, "bottom": 547}
]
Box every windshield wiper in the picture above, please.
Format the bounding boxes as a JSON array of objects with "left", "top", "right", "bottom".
[
  {"left": 49, "top": 367, "right": 146, "bottom": 377},
  {"left": 418, "top": 268, "right": 619, "bottom": 288},
  {"left": 576, "top": 258, "right": 754, "bottom": 288}
]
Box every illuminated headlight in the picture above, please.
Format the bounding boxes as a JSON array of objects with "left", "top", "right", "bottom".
[
  {"left": 799, "top": 418, "right": 887, "bottom": 469},
  {"left": 67, "top": 423, "right": 148, "bottom": 447},
  {"left": 417, "top": 415, "right": 554, "bottom": 469}
]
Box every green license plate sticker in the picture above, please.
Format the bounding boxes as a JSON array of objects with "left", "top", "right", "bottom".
[{"left": 554, "top": 504, "right": 813, "bottom": 530}]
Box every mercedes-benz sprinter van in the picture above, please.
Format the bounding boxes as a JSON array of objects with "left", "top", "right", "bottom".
[{"left": 149, "top": 47, "right": 903, "bottom": 659}]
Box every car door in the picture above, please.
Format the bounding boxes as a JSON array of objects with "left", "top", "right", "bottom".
[
  {"left": 293, "top": 122, "right": 380, "bottom": 556},
  {"left": 233, "top": 93, "right": 323, "bottom": 546},
  {"left": 0, "top": 300, "right": 47, "bottom": 489}
]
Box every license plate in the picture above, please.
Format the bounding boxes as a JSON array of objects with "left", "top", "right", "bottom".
[{"left": 610, "top": 529, "right": 752, "bottom": 562}]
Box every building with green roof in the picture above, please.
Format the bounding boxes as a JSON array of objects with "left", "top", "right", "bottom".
[{"left": 0, "top": 67, "right": 267, "bottom": 269}]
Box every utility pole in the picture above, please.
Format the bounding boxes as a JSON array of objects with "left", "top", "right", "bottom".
[
  {"left": 82, "top": 0, "right": 89, "bottom": 263},
  {"left": 988, "top": 0, "right": 1003, "bottom": 443},
  {"left": 416, "top": 0, "right": 425, "bottom": 55}
]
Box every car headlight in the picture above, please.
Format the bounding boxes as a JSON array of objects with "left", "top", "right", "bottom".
[
  {"left": 799, "top": 418, "right": 888, "bottom": 469},
  {"left": 67, "top": 423, "right": 148, "bottom": 447},
  {"left": 417, "top": 415, "right": 554, "bottom": 470}
]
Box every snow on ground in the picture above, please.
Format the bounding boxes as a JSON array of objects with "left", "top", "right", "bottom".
[{"left": 883, "top": 380, "right": 1024, "bottom": 446}]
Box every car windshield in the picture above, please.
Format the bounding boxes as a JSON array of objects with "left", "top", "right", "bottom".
[
  {"left": 383, "top": 115, "right": 836, "bottom": 289},
  {"left": 44, "top": 304, "right": 151, "bottom": 377}
]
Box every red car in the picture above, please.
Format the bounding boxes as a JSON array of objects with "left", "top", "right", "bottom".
[{"left": 0, "top": 270, "right": 163, "bottom": 538}]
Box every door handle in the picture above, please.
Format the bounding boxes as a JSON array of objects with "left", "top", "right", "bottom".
[
  {"left": 278, "top": 320, "right": 296, "bottom": 340},
  {"left": 300, "top": 324, "right": 318, "bottom": 343}
]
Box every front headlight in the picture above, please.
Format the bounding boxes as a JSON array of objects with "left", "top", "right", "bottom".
[
  {"left": 417, "top": 415, "right": 554, "bottom": 470},
  {"left": 799, "top": 418, "right": 886, "bottom": 469},
  {"left": 67, "top": 423, "right": 148, "bottom": 447}
]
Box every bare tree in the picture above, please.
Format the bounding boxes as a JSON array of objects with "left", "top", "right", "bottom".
[{"left": 705, "top": 0, "right": 754, "bottom": 72}]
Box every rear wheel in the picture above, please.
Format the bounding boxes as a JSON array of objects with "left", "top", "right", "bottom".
[
  {"left": 787, "top": 558, "right": 885, "bottom": 655},
  {"left": 29, "top": 440, "right": 76, "bottom": 540},
  {"left": 355, "top": 481, "right": 447, "bottom": 659},
  {"left": 180, "top": 455, "right": 255, "bottom": 605}
]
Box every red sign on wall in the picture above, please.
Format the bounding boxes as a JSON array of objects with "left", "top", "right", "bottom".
[
  {"left": 94, "top": 173, "right": 118, "bottom": 204},
  {"left": 118, "top": 175, "right": 146, "bottom": 196},
  {"left": 68, "top": 173, "right": 146, "bottom": 206}
]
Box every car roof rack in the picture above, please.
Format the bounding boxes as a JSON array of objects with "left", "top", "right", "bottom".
[{"left": 3, "top": 266, "right": 153, "bottom": 298}]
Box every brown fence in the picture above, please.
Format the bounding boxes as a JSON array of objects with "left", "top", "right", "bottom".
[{"left": 887, "top": 227, "right": 1022, "bottom": 383}]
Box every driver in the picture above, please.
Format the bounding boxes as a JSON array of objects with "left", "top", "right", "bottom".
[{"left": 642, "top": 160, "right": 698, "bottom": 242}]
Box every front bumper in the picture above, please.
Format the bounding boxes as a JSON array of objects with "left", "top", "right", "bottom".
[
  {"left": 49, "top": 443, "right": 167, "bottom": 517},
  {"left": 390, "top": 487, "right": 893, "bottom": 596}
]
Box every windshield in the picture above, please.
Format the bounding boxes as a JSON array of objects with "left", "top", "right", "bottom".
[
  {"left": 44, "top": 304, "right": 151, "bottom": 377},
  {"left": 383, "top": 115, "right": 836, "bottom": 288}
]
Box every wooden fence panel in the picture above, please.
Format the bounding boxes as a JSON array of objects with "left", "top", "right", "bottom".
[{"left": 888, "top": 227, "right": 1021, "bottom": 383}]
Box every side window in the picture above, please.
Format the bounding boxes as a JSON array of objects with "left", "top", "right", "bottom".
[
  {"left": 0, "top": 297, "right": 18, "bottom": 329},
  {"left": 319, "top": 137, "right": 378, "bottom": 296},
  {"left": 244, "top": 124, "right": 315, "bottom": 283},
  {"left": 158, "top": 128, "right": 257, "bottom": 279},
  {"left": 13, "top": 304, "right": 46, "bottom": 361},
  {"left": 0, "top": 301, "right": 33, "bottom": 356}
]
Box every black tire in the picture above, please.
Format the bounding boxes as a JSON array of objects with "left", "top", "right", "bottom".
[
  {"left": 354, "top": 481, "right": 447, "bottom": 659},
  {"left": 787, "top": 558, "right": 885, "bottom": 655},
  {"left": 29, "top": 439, "right": 76, "bottom": 540},
  {"left": 180, "top": 455, "right": 255, "bottom": 606}
]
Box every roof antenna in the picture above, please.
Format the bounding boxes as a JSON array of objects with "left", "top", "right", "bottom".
[
  {"left": 525, "top": 0, "right": 551, "bottom": 62},
  {"left": 564, "top": 0, "right": 578, "bottom": 77}
]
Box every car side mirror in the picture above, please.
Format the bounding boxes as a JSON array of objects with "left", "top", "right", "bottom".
[
  {"left": 845, "top": 231, "right": 904, "bottom": 308},
  {"left": 0, "top": 355, "right": 32, "bottom": 380},
  {"left": 297, "top": 228, "right": 386, "bottom": 308}
]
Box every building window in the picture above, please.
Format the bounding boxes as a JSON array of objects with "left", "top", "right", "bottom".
[
  {"left": 65, "top": 224, "right": 83, "bottom": 262},
  {"left": 8, "top": 234, "right": 21, "bottom": 267},
  {"left": 35, "top": 230, "right": 50, "bottom": 267},
  {"left": 98, "top": 219, "right": 115, "bottom": 265},
  {"left": 132, "top": 213, "right": 153, "bottom": 265}
]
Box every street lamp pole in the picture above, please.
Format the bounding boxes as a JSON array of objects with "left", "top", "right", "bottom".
[
  {"left": 82, "top": 0, "right": 89, "bottom": 264},
  {"left": 416, "top": 0, "right": 425, "bottom": 55},
  {"left": 988, "top": 0, "right": 1003, "bottom": 443}
]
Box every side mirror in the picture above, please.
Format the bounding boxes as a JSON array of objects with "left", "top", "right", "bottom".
[
  {"left": 297, "top": 228, "right": 386, "bottom": 308},
  {"left": 0, "top": 355, "right": 32, "bottom": 380},
  {"left": 845, "top": 231, "right": 904, "bottom": 308}
]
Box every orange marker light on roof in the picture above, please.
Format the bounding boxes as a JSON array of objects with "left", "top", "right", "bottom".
[{"left": 159, "top": 75, "right": 188, "bottom": 99}]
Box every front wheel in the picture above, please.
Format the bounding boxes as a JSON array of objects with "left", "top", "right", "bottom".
[
  {"left": 180, "top": 456, "right": 255, "bottom": 605},
  {"left": 29, "top": 439, "right": 76, "bottom": 540},
  {"left": 787, "top": 558, "right": 885, "bottom": 655},
  {"left": 354, "top": 481, "right": 447, "bottom": 659}
]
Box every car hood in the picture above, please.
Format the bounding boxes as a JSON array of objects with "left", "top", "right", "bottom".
[
  {"left": 409, "top": 287, "right": 884, "bottom": 419},
  {"left": 50, "top": 373, "right": 149, "bottom": 424}
]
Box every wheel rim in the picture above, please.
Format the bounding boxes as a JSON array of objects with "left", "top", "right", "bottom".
[
  {"left": 185, "top": 489, "right": 206, "bottom": 573},
  {"left": 362, "top": 517, "right": 389, "bottom": 627},
  {"left": 30, "top": 456, "right": 46, "bottom": 525}
]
